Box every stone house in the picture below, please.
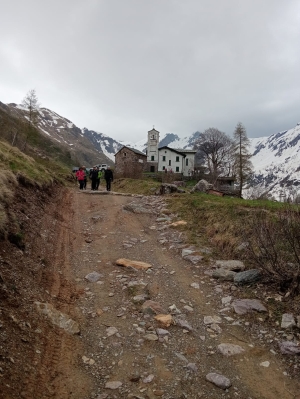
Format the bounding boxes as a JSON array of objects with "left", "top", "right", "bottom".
[
  {"left": 114, "top": 146, "right": 147, "bottom": 178},
  {"left": 114, "top": 128, "right": 196, "bottom": 177}
]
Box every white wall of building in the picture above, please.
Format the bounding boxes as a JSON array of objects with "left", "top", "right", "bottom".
[
  {"left": 157, "top": 148, "right": 196, "bottom": 176},
  {"left": 158, "top": 148, "right": 184, "bottom": 173},
  {"left": 147, "top": 129, "right": 159, "bottom": 162},
  {"left": 182, "top": 153, "right": 195, "bottom": 176}
]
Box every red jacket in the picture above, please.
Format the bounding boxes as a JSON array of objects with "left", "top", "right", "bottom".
[{"left": 76, "top": 170, "right": 85, "bottom": 181}]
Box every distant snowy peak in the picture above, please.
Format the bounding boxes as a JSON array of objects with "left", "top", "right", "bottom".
[
  {"left": 158, "top": 131, "right": 200, "bottom": 149},
  {"left": 116, "top": 131, "right": 200, "bottom": 155},
  {"left": 82, "top": 128, "right": 122, "bottom": 162},
  {"left": 249, "top": 123, "right": 300, "bottom": 200}
]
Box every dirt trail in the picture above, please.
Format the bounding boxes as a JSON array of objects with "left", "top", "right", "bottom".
[{"left": 1, "top": 186, "right": 300, "bottom": 399}]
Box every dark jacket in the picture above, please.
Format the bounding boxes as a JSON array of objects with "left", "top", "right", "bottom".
[
  {"left": 104, "top": 169, "right": 113, "bottom": 181},
  {"left": 89, "top": 169, "right": 99, "bottom": 180}
]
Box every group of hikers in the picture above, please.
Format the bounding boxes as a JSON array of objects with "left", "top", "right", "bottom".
[{"left": 75, "top": 166, "right": 114, "bottom": 191}]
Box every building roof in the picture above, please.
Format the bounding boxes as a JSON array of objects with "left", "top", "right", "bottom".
[
  {"left": 158, "top": 146, "right": 187, "bottom": 157},
  {"left": 173, "top": 148, "right": 197, "bottom": 154},
  {"left": 114, "top": 145, "right": 147, "bottom": 157}
]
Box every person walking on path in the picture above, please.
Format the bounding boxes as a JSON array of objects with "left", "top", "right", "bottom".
[
  {"left": 96, "top": 169, "right": 103, "bottom": 190},
  {"left": 75, "top": 167, "right": 85, "bottom": 190},
  {"left": 104, "top": 166, "right": 113, "bottom": 191},
  {"left": 83, "top": 166, "right": 88, "bottom": 190},
  {"left": 89, "top": 166, "right": 99, "bottom": 191}
]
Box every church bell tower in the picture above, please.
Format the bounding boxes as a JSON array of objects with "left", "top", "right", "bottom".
[{"left": 147, "top": 127, "right": 160, "bottom": 165}]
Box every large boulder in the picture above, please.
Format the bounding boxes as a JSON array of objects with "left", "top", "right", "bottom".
[
  {"left": 190, "top": 179, "right": 212, "bottom": 193},
  {"left": 234, "top": 269, "right": 261, "bottom": 285},
  {"left": 155, "top": 183, "right": 185, "bottom": 195}
]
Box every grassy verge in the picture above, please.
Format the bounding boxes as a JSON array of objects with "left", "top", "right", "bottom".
[{"left": 113, "top": 178, "right": 161, "bottom": 195}]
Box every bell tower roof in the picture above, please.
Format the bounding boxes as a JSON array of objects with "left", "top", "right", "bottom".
[{"left": 148, "top": 127, "right": 159, "bottom": 133}]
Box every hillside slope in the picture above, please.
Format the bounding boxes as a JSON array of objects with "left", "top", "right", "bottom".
[{"left": 4, "top": 103, "right": 112, "bottom": 167}]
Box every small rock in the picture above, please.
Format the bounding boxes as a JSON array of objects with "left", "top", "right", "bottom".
[
  {"left": 184, "top": 255, "right": 204, "bottom": 264},
  {"left": 85, "top": 271, "right": 102, "bottom": 282},
  {"left": 154, "top": 314, "right": 173, "bottom": 327},
  {"left": 106, "top": 327, "right": 118, "bottom": 337},
  {"left": 232, "top": 299, "right": 267, "bottom": 315},
  {"left": 210, "top": 323, "right": 222, "bottom": 334},
  {"left": 279, "top": 341, "right": 300, "bottom": 355},
  {"left": 212, "top": 268, "right": 237, "bottom": 281},
  {"left": 260, "top": 361, "right": 270, "bottom": 367},
  {"left": 156, "top": 328, "right": 170, "bottom": 337},
  {"left": 217, "top": 343, "right": 245, "bottom": 356},
  {"left": 82, "top": 356, "right": 95, "bottom": 365},
  {"left": 132, "top": 294, "right": 149, "bottom": 303},
  {"left": 143, "top": 374, "right": 154, "bottom": 383},
  {"left": 169, "top": 304, "right": 181, "bottom": 314},
  {"left": 281, "top": 313, "right": 296, "bottom": 329},
  {"left": 144, "top": 333, "right": 158, "bottom": 341},
  {"left": 186, "top": 363, "right": 198, "bottom": 372},
  {"left": 182, "top": 248, "right": 195, "bottom": 257},
  {"left": 221, "top": 296, "right": 232, "bottom": 306},
  {"left": 174, "top": 317, "right": 193, "bottom": 331},
  {"left": 105, "top": 381, "right": 122, "bottom": 389},
  {"left": 175, "top": 352, "right": 189, "bottom": 363},
  {"left": 190, "top": 282, "right": 200, "bottom": 289},
  {"left": 116, "top": 258, "right": 152, "bottom": 270},
  {"left": 183, "top": 305, "right": 194, "bottom": 313},
  {"left": 206, "top": 372, "right": 231, "bottom": 390},
  {"left": 204, "top": 315, "right": 222, "bottom": 325}
]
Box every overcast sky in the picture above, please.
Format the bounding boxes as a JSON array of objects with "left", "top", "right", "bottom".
[{"left": 1, "top": 0, "right": 300, "bottom": 142}]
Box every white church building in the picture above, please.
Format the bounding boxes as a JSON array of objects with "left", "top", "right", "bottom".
[{"left": 146, "top": 128, "right": 196, "bottom": 176}]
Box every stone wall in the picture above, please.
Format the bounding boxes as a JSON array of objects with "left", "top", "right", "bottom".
[{"left": 115, "top": 148, "right": 147, "bottom": 178}]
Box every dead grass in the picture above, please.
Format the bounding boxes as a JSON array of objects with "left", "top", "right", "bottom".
[
  {"left": 0, "top": 141, "right": 54, "bottom": 187},
  {"left": 113, "top": 178, "right": 161, "bottom": 195}
]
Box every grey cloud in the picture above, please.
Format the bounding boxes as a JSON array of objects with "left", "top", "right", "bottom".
[{"left": 0, "top": 0, "right": 299, "bottom": 141}]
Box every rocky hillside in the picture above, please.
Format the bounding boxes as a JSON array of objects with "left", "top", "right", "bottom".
[
  {"left": 248, "top": 123, "right": 300, "bottom": 200},
  {"left": 4, "top": 103, "right": 112, "bottom": 168}
]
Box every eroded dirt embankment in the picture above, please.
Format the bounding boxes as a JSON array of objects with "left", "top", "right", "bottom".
[{"left": 0, "top": 185, "right": 300, "bottom": 399}]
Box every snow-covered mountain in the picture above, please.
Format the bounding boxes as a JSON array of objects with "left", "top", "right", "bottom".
[
  {"left": 4, "top": 101, "right": 299, "bottom": 200},
  {"left": 248, "top": 123, "right": 300, "bottom": 200},
  {"left": 5, "top": 104, "right": 113, "bottom": 167},
  {"left": 115, "top": 131, "right": 201, "bottom": 154}
]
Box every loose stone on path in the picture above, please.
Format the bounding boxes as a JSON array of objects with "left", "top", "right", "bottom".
[
  {"left": 217, "top": 343, "right": 245, "bottom": 356},
  {"left": 232, "top": 299, "right": 267, "bottom": 315},
  {"left": 116, "top": 258, "right": 152, "bottom": 271},
  {"left": 206, "top": 372, "right": 232, "bottom": 390},
  {"left": 105, "top": 381, "right": 122, "bottom": 389},
  {"left": 281, "top": 313, "right": 296, "bottom": 329}
]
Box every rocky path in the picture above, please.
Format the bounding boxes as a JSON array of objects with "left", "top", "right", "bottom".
[{"left": 4, "top": 187, "right": 299, "bottom": 399}]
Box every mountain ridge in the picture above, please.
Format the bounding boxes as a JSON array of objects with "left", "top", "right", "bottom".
[{"left": 3, "top": 101, "right": 299, "bottom": 200}]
